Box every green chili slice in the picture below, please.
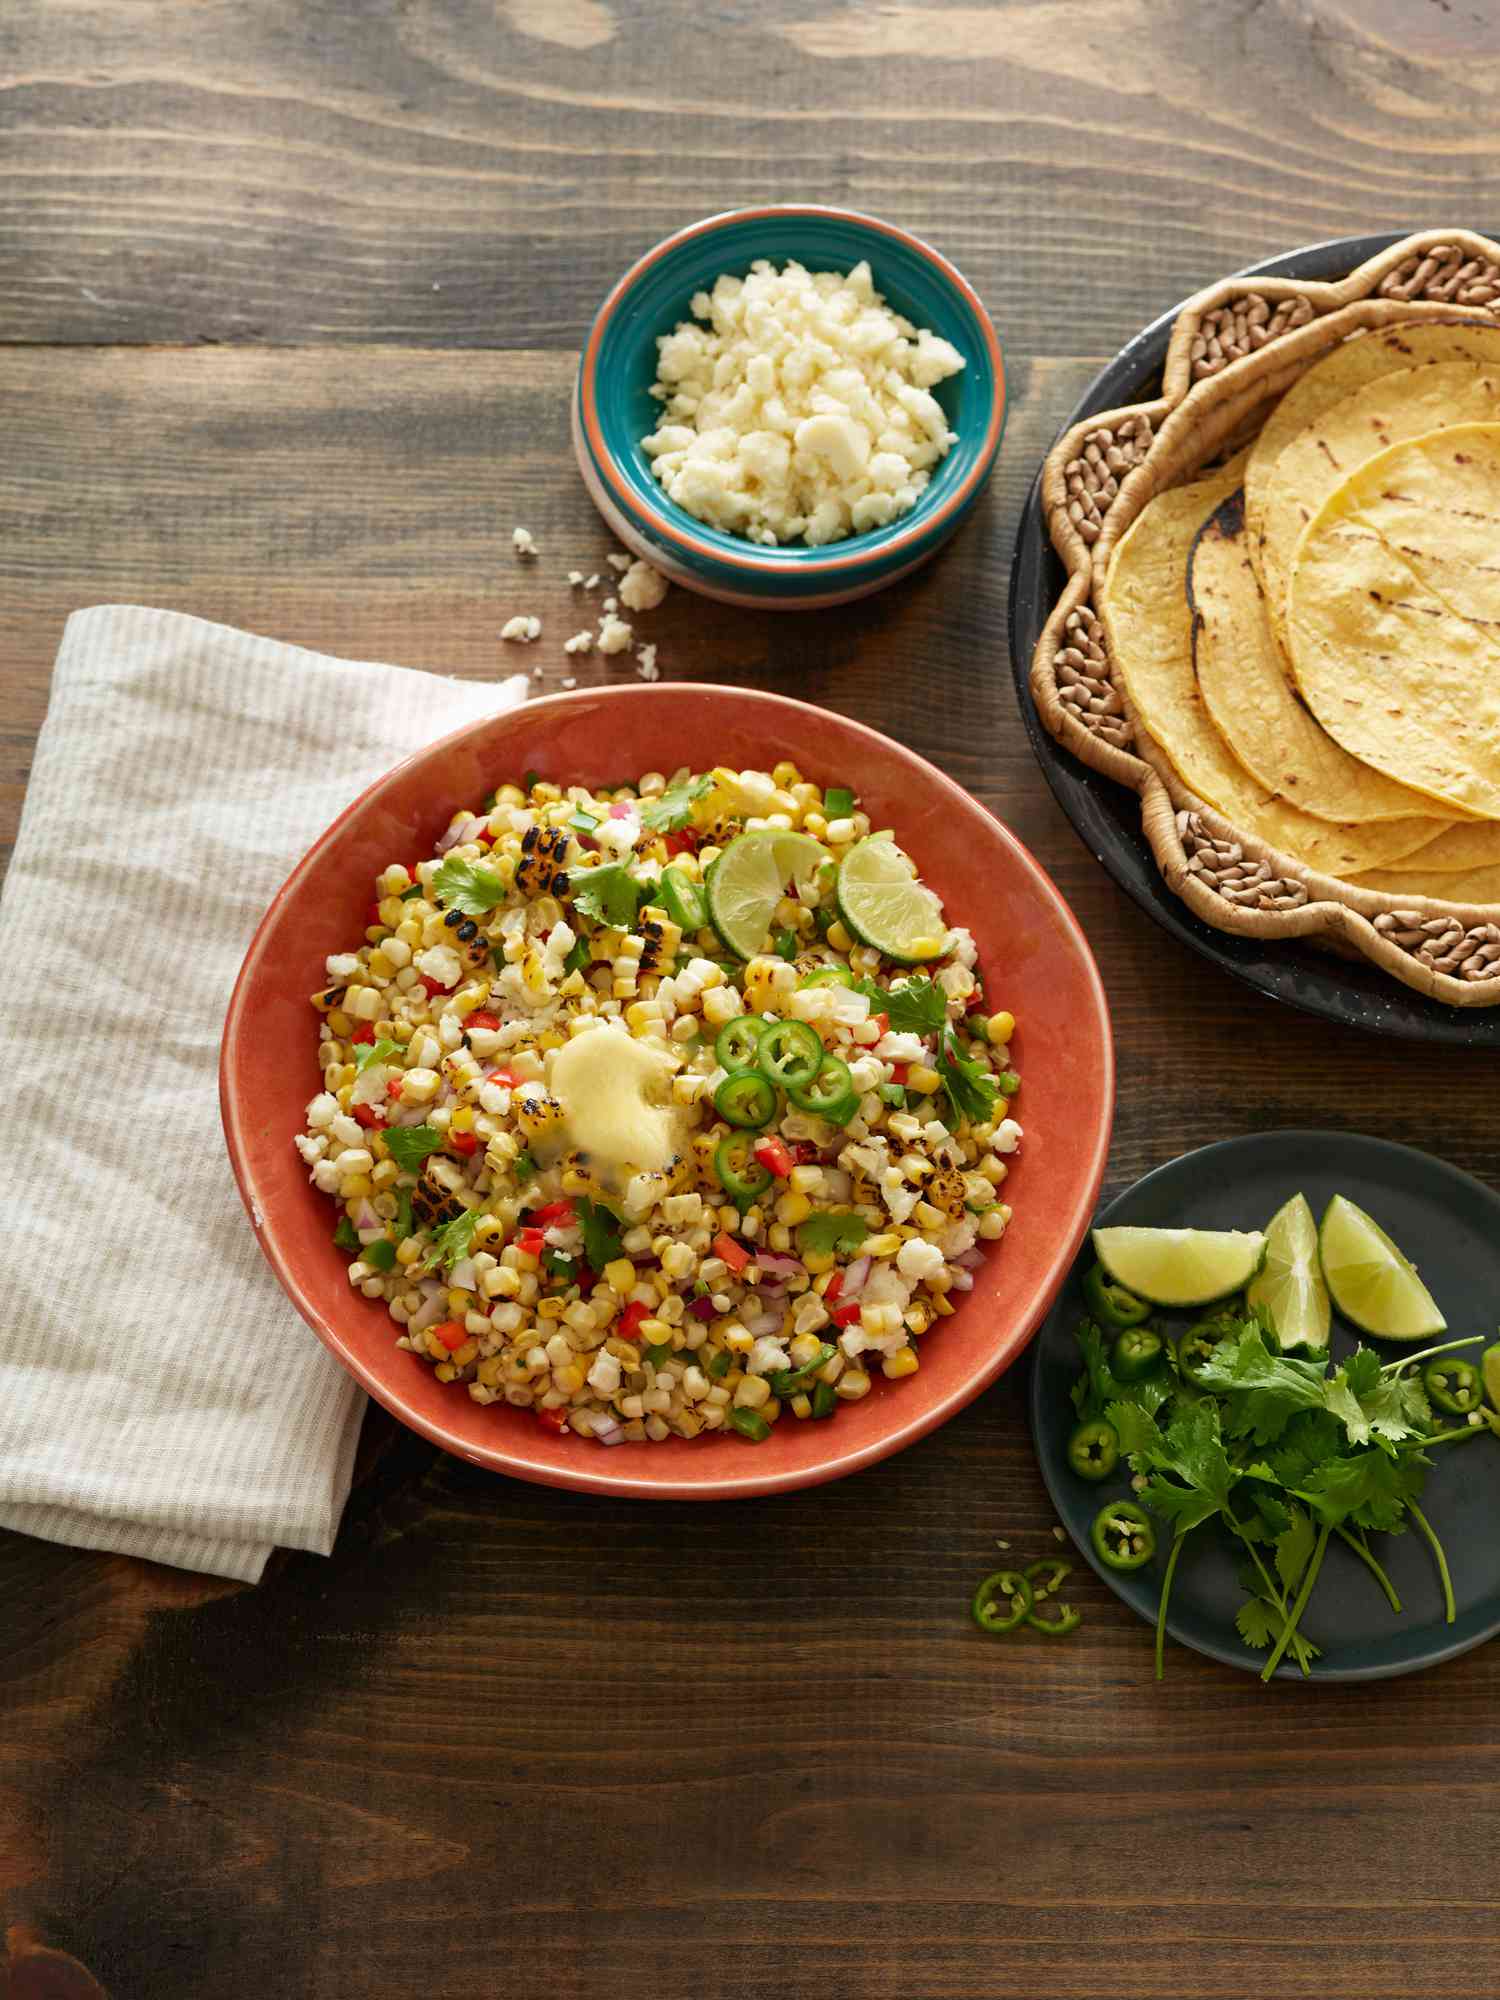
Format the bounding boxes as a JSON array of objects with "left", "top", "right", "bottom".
[
  {"left": 785, "top": 1052, "right": 857, "bottom": 1124},
  {"left": 1027, "top": 1601, "right": 1082, "bottom": 1636},
  {"left": 769, "top": 1343, "right": 838, "bottom": 1398},
  {"left": 1111, "top": 1325, "right": 1165, "bottom": 1382},
  {"left": 823, "top": 787, "right": 855, "bottom": 819},
  {"left": 715, "top": 1133, "right": 774, "bottom": 1206},
  {"left": 972, "top": 1569, "right": 1035, "bottom": 1635},
  {"left": 706, "top": 1348, "right": 733, "bottom": 1379},
  {"left": 799, "top": 964, "right": 854, "bottom": 989},
  {"left": 728, "top": 1407, "right": 771, "bottom": 1442},
  {"left": 1176, "top": 1324, "right": 1223, "bottom": 1384},
  {"left": 773, "top": 930, "right": 798, "bottom": 961},
  {"left": 1091, "top": 1500, "right": 1157, "bottom": 1572},
  {"left": 715, "top": 1071, "right": 777, "bottom": 1129},
  {"left": 715, "top": 1017, "right": 765, "bottom": 1073},
  {"left": 1066, "top": 1418, "right": 1119, "bottom": 1482},
  {"left": 1024, "top": 1559, "right": 1072, "bottom": 1599},
  {"left": 1423, "top": 1356, "right": 1483, "bottom": 1417},
  {"left": 756, "top": 1018, "right": 823, "bottom": 1091},
  {"left": 1081, "top": 1263, "right": 1151, "bottom": 1329},
  {"left": 659, "top": 866, "right": 708, "bottom": 935},
  {"left": 811, "top": 1380, "right": 838, "bottom": 1418}
]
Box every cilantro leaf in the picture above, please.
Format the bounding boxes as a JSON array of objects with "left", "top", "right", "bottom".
[
  {"left": 572, "top": 863, "right": 645, "bottom": 930},
  {"left": 354, "top": 1037, "right": 400, "bottom": 1074},
  {"left": 512, "top": 1150, "right": 536, "bottom": 1187},
  {"left": 1235, "top": 1596, "right": 1281, "bottom": 1651},
  {"left": 882, "top": 977, "right": 948, "bottom": 1036},
  {"left": 1299, "top": 1448, "right": 1426, "bottom": 1534},
  {"left": 1325, "top": 1350, "right": 1431, "bottom": 1448},
  {"left": 639, "top": 774, "right": 712, "bottom": 831},
  {"left": 384, "top": 1124, "right": 446, "bottom": 1173},
  {"left": 1195, "top": 1325, "right": 1329, "bottom": 1445},
  {"left": 1130, "top": 1399, "right": 1240, "bottom": 1532},
  {"left": 431, "top": 855, "right": 507, "bottom": 916},
  {"left": 1265, "top": 1408, "right": 1344, "bottom": 1490},
  {"left": 934, "top": 1027, "right": 999, "bottom": 1128},
  {"left": 393, "top": 1187, "right": 414, "bottom": 1240},
  {"left": 422, "top": 1207, "right": 483, "bottom": 1274},
  {"left": 797, "top": 1211, "right": 871, "bottom": 1258},
  {"left": 575, "top": 1196, "right": 624, "bottom": 1272},
  {"left": 1104, "top": 1399, "right": 1161, "bottom": 1459}
]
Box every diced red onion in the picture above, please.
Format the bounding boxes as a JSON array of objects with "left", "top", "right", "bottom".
[
  {"left": 755, "top": 1251, "right": 805, "bottom": 1279},
  {"left": 842, "top": 1255, "right": 872, "bottom": 1299},
  {"left": 352, "top": 1199, "right": 380, "bottom": 1231},
  {"left": 689, "top": 1296, "right": 717, "bottom": 1320},
  {"left": 949, "top": 1268, "right": 975, "bottom": 1292},
  {"left": 409, "top": 1291, "right": 446, "bottom": 1332},
  {"left": 955, "top": 1248, "right": 985, "bottom": 1270},
  {"left": 447, "top": 1257, "right": 477, "bottom": 1292}
]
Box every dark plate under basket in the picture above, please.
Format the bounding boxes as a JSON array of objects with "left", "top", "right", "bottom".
[
  {"left": 1008, "top": 230, "right": 1500, "bottom": 1048},
  {"left": 1029, "top": 1130, "right": 1500, "bottom": 1682}
]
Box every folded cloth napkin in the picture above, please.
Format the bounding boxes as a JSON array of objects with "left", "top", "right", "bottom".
[{"left": 0, "top": 607, "right": 529, "bottom": 1582}]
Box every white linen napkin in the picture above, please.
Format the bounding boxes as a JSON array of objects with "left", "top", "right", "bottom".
[{"left": 0, "top": 607, "right": 529, "bottom": 1582}]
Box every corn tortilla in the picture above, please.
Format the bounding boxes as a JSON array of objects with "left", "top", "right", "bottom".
[{"left": 1287, "top": 423, "right": 1500, "bottom": 822}]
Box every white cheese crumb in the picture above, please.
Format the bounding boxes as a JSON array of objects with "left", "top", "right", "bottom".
[
  {"left": 560, "top": 676, "right": 577, "bottom": 689},
  {"left": 563, "top": 631, "right": 595, "bottom": 655},
  {"left": 636, "top": 643, "right": 659, "bottom": 682},
  {"left": 567, "top": 569, "right": 584, "bottom": 586},
  {"left": 501, "top": 615, "right": 542, "bottom": 642},
  {"left": 602, "top": 596, "right": 618, "bottom": 614},
  {"left": 606, "top": 552, "right": 632, "bottom": 573},
  {"left": 584, "top": 573, "right": 600, "bottom": 590},
  {"left": 512, "top": 527, "right": 538, "bottom": 557},
  {"left": 597, "top": 614, "right": 634, "bottom": 655},
  {"left": 619, "top": 559, "right": 669, "bottom": 612},
  {"left": 641, "top": 257, "right": 965, "bottom": 547}
]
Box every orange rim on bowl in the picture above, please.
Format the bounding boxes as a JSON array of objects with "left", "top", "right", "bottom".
[{"left": 221, "top": 687, "right": 1110, "bottom": 1500}]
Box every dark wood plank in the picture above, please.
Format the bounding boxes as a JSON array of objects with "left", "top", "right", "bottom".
[{"left": 6, "top": 6, "right": 1500, "bottom": 1998}]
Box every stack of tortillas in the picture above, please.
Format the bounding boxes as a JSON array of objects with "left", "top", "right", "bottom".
[{"left": 1098, "top": 322, "right": 1500, "bottom": 901}]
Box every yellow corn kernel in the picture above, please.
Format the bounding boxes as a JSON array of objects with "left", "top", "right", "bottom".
[
  {"left": 603, "top": 1258, "right": 636, "bottom": 1294},
  {"left": 342, "top": 1173, "right": 373, "bottom": 1200},
  {"left": 762, "top": 1397, "right": 782, "bottom": 1423},
  {"left": 449, "top": 1106, "right": 476, "bottom": 1134},
  {"left": 772, "top": 761, "right": 801, "bottom": 787},
  {"left": 434, "top": 1362, "right": 456, "bottom": 1383},
  {"left": 553, "top": 1364, "right": 584, "bottom": 1394},
  {"left": 825, "top": 919, "right": 852, "bottom": 952},
  {"left": 931, "top": 1292, "right": 957, "bottom": 1316},
  {"left": 446, "top": 1287, "right": 471, "bottom": 1315},
  {"left": 638, "top": 1318, "right": 670, "bottom": 1343},
  {"left": 914, "top": 1200, "right": 948, "bottom": 1232},
  {"left": 335, "top": 1083, "right": 354, "bottom": 1110},
  {"left": 367, "top": 949, "right": 395, "bottom": 979},
  {"left": 905, "top": 1301, "right": 934, "bottom": 1336},
  {"left": 774, "top": 1192, "right": 812, "bottom": 1226},
  {"left": 453, "top": 1340, "right": 479, "bottom": 1367},
  {"left": 561, "top": 1166, "right": 593, "bottom": 1195},
  {"left": 802, "top": 1249, "right": 836, "bottom": 1275},
  {"left": 909, "top": 937, "right": 943, "bottom": 958},
  {"left": 907, "top": 1064, "right": 941, "bottom": 1095},
  {"left": 377, "top": 897, "right": 406, "bottom": 928},
  {"left": 882, "top": 1346, "right": 920, "bottom": 1380},
  {"left": 767, "top": 1224, "right": 793, "bottom": 1253},
  {"left": 472, "top": 1215, "right": 506, "bottom": 1245},
  {"left": 396, "top": 1237, "right": 422, "bottom": 1265},
  {"left": 864, "top": 1232, "right": 901, "bottom": 1258},
  {"left": 987, "top": 1011, "right": 1015, "bottom": 1046},
  {"left": 327, "top": 1009, "right": 353, "bottom": 1037},
  {"left": 476, "top": 1357, "right": 504, "bottom": 1386},
  {"left": 790, "top": 1392, "right": 813, "bottom": 1419}
]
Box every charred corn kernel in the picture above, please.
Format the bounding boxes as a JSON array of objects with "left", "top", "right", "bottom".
[
  {"left": 908, "top": 1064, "right": 942, "bottom": 1095},
  {"left": 449, "top": 1106, "right": 476, "bottom": 1133},
  {"left": 987, "top": 1011, "right": 1015, "bottom": 1046},
  {"left": 775, "top": 1192, "right": 812, "bottom": 1226},
  {"left": 882, "top": 1346, "right": 920, "bottom": 1380},
  {"left": 826, "top": 919, "right": 852, "bottom": 952},
  {"left": 450, "top": 983, "right": 489, "bottom": 1015},
  {"left": 553, "top": 1364, "right": 584, "bottom": 1394},
  {"left": 914, "top": 1200, "right": 948, "bottom": 1232},
  {"left": 471, "top": 1216, "right": 505, "bottom": 1246},
  {"left": 603, "top": 1258, "right": 636, "bottom": 1293},
  {"left": 905, "top": 1300, "right": 934, "bottom": 1335},
  {"left": 560, "top": 1166, "right": 593, "bottom": 1195}
]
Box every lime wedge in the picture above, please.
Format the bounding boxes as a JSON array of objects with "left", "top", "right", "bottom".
[
  {"left": 1483, "top": 1342, "right": 1500, "bottom": 1414},
  {"left": 1246, "top": 1193, "right": 1330, "bottom": 1352},
  {"left": 707, "top": 830, "right": 826, "bottom": 960},
  {"left": 1317, "top": 1194, "right": 1446, "bottom": 1341},
  {"left": 835, "top": 836, "right": 948, "bottom": 964},
  {"left": 1092, "top": 1225, "right": 1267, "bottom": 1308}
]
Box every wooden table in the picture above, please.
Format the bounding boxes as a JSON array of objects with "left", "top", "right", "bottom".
[{"left": 5, "top": 6, "right": 1500, "bottom": 1997}]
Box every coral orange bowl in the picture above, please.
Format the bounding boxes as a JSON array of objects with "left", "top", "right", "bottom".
[{"left": 221, "top": 685, "right": 1113, "bottom": 1498}]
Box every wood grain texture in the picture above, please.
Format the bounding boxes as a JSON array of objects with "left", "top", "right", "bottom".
[{"left": 5, "top": 4, "right": 1500, "bottom": 1998}]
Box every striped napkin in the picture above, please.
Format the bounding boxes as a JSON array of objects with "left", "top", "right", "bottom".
[{"left": 0, "top": 607, "right": 528, "bottom": 1582}]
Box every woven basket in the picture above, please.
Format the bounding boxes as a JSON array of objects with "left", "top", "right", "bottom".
[{"left": 1029, "top": 230, "right": 1500, "bottom": 1005}]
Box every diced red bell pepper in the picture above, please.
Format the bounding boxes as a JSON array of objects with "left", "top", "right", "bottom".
[
  {"left": 366, "top": 901, "right": 384, "bottom": 927},
  {"left": 618, "top": 1300, "right": 651, "bottom": 1341},
  {"left": 663, "top": 829, "right": 698, "bottom": 856},
  {"left": 537, "top": 1405, "right": 569, "bottom": 1432},
  {"left": 486, "top": 1065, "right": 521, "bottom": 1088},
  {"left": 448, "top": 1130, "right": 478, "bottom": 1156},
  {"left": 432, "top": 1320, "right": 468, "bottom": 1351},
  {"left": 528, "top": 1199, "right": 576, "bottom": 1225},
  {"left": 352, "top": 1103, "right": 386, "bottom": 1131},
  {"left": 824, "top": 1271, "right": 844, "bottom": 1304},
  {"left": 712, "top": 1231, "right": 750, "bottom": 1274},
  {"left": 793, "top": 1141, "right": 821, "bottom": 1165},
  {"left": 465, "top": 1009, "right": 502, "bottom": 1032},
  {"left": 831, "top": 1301, "right": 864, "bottom": 1328},
  {"left": 350, "top": 1021, "right": 375, "bottom": 1045},
  {"left": 386, "top": 1078, "right": 404, "bottom": 1101},
  {"left": 888, "top": 1064, "right": 909, "bottom": 1086},
  {"left": 516, "top": 1228, "right": 547, "bottom": 1256},
  {"left": 420, "top": 974, "right": 451, "bottom": 999},
  {"left": 753, "top": 1135, "right": 795, "bottom": 1180},
  {"left": 689, "top": 1295, "right": 717, "bottom": 1321}
]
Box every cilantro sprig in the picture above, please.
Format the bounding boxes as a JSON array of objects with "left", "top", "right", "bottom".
[
  {"left": 639, "top": 774, "right": 712, "bottom": 831},
  {"left": 934, "top": 1028, "right": 999, "bottom": 1128},
  {"left": 571, "top": 863, "right": 644, "bottom": 931},
  {"left": 431, "top": 855, "right": 507, "bottom": 916}
]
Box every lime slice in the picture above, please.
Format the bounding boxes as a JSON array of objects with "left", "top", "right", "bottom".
[
  {"left": 1483, "top": 1342, "right": 1500, "bottom": 1414},
  {"left": 1092, "top": 1225, "right": 1267, "bottom": 1308},
  {"left": 835, "top": 836, "right": 948, "bottom": 964},
  {"left": 707, "top": 830, "right": 826, "bottom": 960},
  {"left": 1317, "top": 1194, "right": 1446, "bottom": 1341},
  {"left": 1245, "top": 1193, "right": 1330, "bottom": 1352}
]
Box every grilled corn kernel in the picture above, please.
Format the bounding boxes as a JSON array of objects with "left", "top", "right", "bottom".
[{"left": 987, "top": 1011, "right": 1015, "bottom": 1046}]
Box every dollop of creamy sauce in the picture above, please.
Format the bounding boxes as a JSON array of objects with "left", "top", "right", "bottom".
[{"left": 547, "top": 1028, "right": 682, "bottom": 1187}]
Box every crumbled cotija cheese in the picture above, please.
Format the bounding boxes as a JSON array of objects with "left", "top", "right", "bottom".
[
  {"left": 597, "top": 614, "right": 634, "bottom": 655},
  {"left": 501, "top": 615, "right": 541, "bottom": 642},
  {"left": 642, "top": 258, "right": 965, "bottom": 547},
  {"left": 619, "top": 558, "right": 669, "bottom": 612}
]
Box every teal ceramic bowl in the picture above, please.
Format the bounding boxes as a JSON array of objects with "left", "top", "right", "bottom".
[{"left": 572, "top": 206, "right": 1005, "bottom": 609}]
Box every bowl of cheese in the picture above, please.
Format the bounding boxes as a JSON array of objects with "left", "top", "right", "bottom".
[{"left": 572, "top": 206, "right": 1005, "bottom": 609}]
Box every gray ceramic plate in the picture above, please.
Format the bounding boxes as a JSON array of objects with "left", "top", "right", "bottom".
[{"left": 1029, "top": 1130, "right": 1500, "bottom": 1681}]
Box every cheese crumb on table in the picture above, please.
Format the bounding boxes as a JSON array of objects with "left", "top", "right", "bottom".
[
  {"left": 597, "top": 614, "right": 634, "bottom": 655},
  {"left": 512, "top": 527, "right": 538, "bottom": 557},
  {"left": 567, "top": 569, "right": 584, "bottom": 586},
  {"left": 563, "top": 631, "right": 594, "bottom": 654},
  {"left": 636, "top": 643, "right": 659, "bottom": 682},
  {"left": 584, "top": 573, "right": 600, "bottom": 590},
  {"left": 501, "top": 615, "right": 542, "bottom": 642},
  {"left": 619, "top": 559, "right": 669, "bottom": 613},
  {"left": 642, "top": 258, "right": 965, "bottom": 547},
  {"left": 606, "top": 552, "right": 632, "bottom": 572}
]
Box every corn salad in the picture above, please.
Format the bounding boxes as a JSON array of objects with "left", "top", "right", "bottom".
[{"left": 296, "top": 764, "right": 1024, "bottom": 1446}]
